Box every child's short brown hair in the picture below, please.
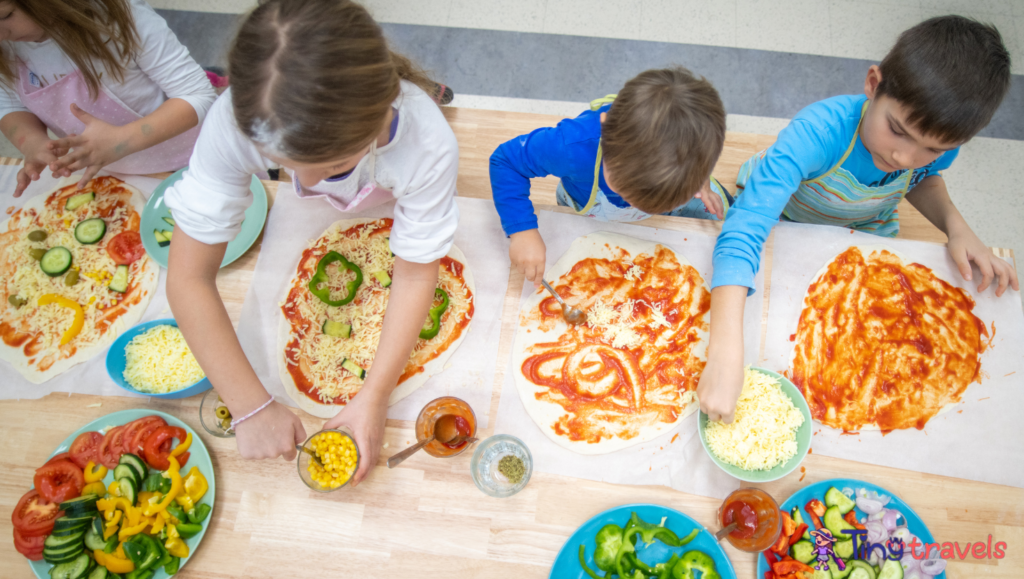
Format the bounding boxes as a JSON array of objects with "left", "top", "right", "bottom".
[
  {"left": 878, "top": 16, "right": 1010, "bottom": 144},
  {"left": 601, "top": 67, "right": 725, "bottom": 215}
]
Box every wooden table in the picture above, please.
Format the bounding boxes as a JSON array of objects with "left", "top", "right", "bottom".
[{"left": 2, "top": 108, "right": 1020, "bottom": 579}]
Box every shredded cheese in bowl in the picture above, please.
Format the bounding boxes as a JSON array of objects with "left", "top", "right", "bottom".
[
  {"left": 704, "top": 368, "right": 805, "bottom": 471},
  {"left": 123, "top": 325, "right": 205, "bottom": 394}
]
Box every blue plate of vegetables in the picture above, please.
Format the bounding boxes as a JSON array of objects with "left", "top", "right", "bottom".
[
  {"left": 550, "top": 503, "right": 736, "bottom": 579},
  {"left": 757, "top": 478, "right": 945, "bottom": 579}
]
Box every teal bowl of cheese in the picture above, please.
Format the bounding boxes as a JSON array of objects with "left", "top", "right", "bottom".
[
  {"left": 698, "top": 366, "right": 813, "bottom": 483},
  {"left": 105, "top": 318, "right": 211, "bottom": 399}
]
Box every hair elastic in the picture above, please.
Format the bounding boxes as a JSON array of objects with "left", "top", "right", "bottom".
[{"left": 231, "top": 396, "right": 275, "bottom": 430}]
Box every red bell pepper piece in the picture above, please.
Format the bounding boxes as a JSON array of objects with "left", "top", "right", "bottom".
[
  {"left": 791, "top": 523, "right": 809, "bottom": 541},
  {"left": 804, "top": 499, "right": 825, "bottom": 529},
  {"left": 843, "top": 510, "right": 866, "bottom": 530},
  {"left": 763, "top": 550, "right": 779, "bottom": 566},
  {"left": 781, "top": 510, "right": 796, "bottom": 538},
  {"left": 765, "top": 572, "right": 776, "bottom": 579},
  {"left": 770, "top": 531, "right": 790, "bottom": 555},
  {"left": 774, "top": 560, "right": 815, "bottom": 575}
]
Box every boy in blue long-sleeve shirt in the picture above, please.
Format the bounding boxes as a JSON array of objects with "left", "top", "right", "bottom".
[{"left": 490, "top": 67, "right": 729, "bottom": 282}]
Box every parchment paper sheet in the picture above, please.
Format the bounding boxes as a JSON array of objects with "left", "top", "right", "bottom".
[
  {"left": 236, "top": 185, "right": 509, "bottom": 426},
  {"left": 763, "top": 221, "right": 1024, "bottom": 488},
  {"left": 494, "top": 209, "right": 766, "bottom": 499},
  {"left": 0, "top": 168, "right": 170, "bottom": 400}
]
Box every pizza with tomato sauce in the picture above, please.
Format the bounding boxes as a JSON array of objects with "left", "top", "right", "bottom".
[
  {"left": 790, "top": 245, "right": 989, "bottom": 432},
  {"left": 277, "top": 218, "right": 474, "bottom": 418},
  {"left": 512, "top": 233, "right": 711, "bottom": 454},
  {"left": 0, "top": 177, "right": 157, "bottom": 383}
]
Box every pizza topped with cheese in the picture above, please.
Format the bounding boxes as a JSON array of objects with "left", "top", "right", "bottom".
[
  {"left": 278, "top": 218, "right": 474, "bottom": 418},
  {"left": 0, "top": 176, "right": 158, "bottom": 383},
  {"left": 512, "top": 233, "right": 710, "bottom": 454},
  {"left": 790, "top": 245, "right": 989, "bottom": 432}
]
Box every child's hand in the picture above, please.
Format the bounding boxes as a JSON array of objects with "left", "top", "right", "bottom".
[
  {"left": 510, "top": 228, "right": 547, "bottom": 284},
  {"left": 233, "top": 399, "right": 307, "bottom": 460},
  {"left": 323, "top": 384, "right": 389, "bottom": 487},
  {"left": 49, "top": 104, "right": 134, "bottom": 189},
  {"left": 14, "top": 135, "right": 67, "bottom": 197},
  {"left": 694, "top": 179, "right": 724, "bottom": 220},
  {"left": 696, "top": 348, "right": 744, "bottom": 423},
  {"left": 947, "top": 227, "right": 1019, "bottom": 297}
]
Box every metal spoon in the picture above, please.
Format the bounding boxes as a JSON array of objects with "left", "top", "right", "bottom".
[
  {"left": 296, "top": 444, "right": 325, "bottom": 468},
  {"left": 714, "top": 522, "right": 738, "bottom": 541},
  {"left": 540, "top": 279, "right": 586, "bottom": 325},
  {"left": 387, "top": 414, "right": 460, "bottom": 468}
]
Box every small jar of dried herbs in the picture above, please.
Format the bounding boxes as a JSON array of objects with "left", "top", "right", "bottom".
[{"left": 497, "top": 454, "right": 525, "bottom": 484}]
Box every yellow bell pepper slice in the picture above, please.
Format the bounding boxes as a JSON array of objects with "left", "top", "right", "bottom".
[
  {"left": 171, "top": 432, "right": 192, "bottom": 457},
  {"left": 144, "top": 455, "right": 182, "bottom": 517},
  {"left": 150, "top": 514, "right": 166, "bottom": 534},
  {"left": 81, "top": 481, "right": 107, "bottom": 497},
  {"left": 83, "top": 461, "right": 107, "bottom": 483},
  {"left": 107, "top": 481, "right": 121, "bottom": 497},
  {"left": 94, "top": 549, "right": 135, "bottom": 574},
  {"left": 118, "top": 518, "right": 150, "bottom": 541},
  {"left": 165, "top": 537, "right": 189, "bottom": 559},
  {"left": 37, "top": 294, "right": 84, "bottom": 346},
  {"left": 181, "top": 466, "right": 208, "bottom": 504},
  {"left": 175, "top": 493, "right": 194, "bottom": 511}
]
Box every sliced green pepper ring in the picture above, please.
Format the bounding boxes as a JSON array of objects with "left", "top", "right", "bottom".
[
  {"left": 308, "top": 251, "right": 363, "bottom": 307},
  {"left": 418, "top": 288, "right": 449, "bottom": 340}
]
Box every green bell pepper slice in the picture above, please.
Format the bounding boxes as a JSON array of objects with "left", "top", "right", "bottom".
[
  {"left": 418, "top": 288, "right": 449, "bottom": 340},
  {"left": 308, "top": 251, "right": 362, "bottom": 307},
  {"left": 164, "top": 556, "right": 181, "bottom": 576},
  {"left": 176, "top": 522, "right": 203, "bottom": 539},
  {"left": 577, "top": 544, "right": 605, "bottom": 579},
  {"left": 593, "top": 523, "right": 626, "bottom": 572},
  {"left": 166, "top": 503, "right": 188, "bottom": 524},
  {"left": 188, "top": 502, "right": 212, "bottom": 524},
  {"left": 671, "top": 549, "right": 720, "bottom": 579}
]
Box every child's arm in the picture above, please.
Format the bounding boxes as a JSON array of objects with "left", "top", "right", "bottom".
[
  {"left": 323, "top": 257, "right": 439, "bottom": 486},
  {"left": 0, "top": 112, "right": 66, "bottom": 197},
  {"left": 906, "top": 175, "right": 1018, "bottom": 295},
  {"left": 167, "top": 228, "right": 307, "bottom": 460},
  {"left": 696, "top": 285, "right": 748, "bottom": 423},
  {"left": 490, "top": 126, "right": 576, "bottom": 282}
]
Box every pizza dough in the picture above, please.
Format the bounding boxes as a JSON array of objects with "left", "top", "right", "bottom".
[
  {"left": 512, "top": 232, "right": 710, "bottom": 454},
  {"left": 790, "top": 245, "right": 988, "bottom": 432},
  {"left": 277, "top": 218, "right": 475, "bottom": 418},
  {"left": 0, "top": 177, "right": 158, "bottom": 383}
]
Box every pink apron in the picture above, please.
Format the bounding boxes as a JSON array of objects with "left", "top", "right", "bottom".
[
  {"left": 291, "top": 139, "right": 394, "bottom": 212},
  {"left": 15, "top": 62, "right": 199, "bottom": 174}
]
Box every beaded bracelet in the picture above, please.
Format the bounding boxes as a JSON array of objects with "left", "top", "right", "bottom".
[{"left": 230, "top": 396, "right": 275, "bottom": 430}]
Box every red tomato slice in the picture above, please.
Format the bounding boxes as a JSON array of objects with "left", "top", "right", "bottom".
[
  {"left": 11, "top": 489, "right": 62, "bottom": 537},
  {"left": 143, "top": 425, "right": 188, "bottom": 471},
  {"left": 33, "top": 460, "right": 85, "bottom": 504},
  {"left": 98, "top": 425, "right": 124, "bottom": 469},
  {"left": 68, "top": 431, "right": 103, "bottom": 469},
  {"left": 13, "top": 527, "right": 45, "bottom": 561},
  {"left": 125, "top": 416, "right": 166, "bottom": 455},
  {"left": 107, "top": 231, "right": 144, "bottom": 265}
]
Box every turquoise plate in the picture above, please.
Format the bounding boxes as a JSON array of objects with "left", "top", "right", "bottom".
[
  {"left": 755, "top": 478, "right": 945, "bottom": 579},
  {"left": 27, "top": 409, "right": 216, "bottom": 579},
  {"left": 549, "top": 503, "right": 737, "bottom": 579},
  {"left": 141, "top": 167, "right": 268, "bottom": 268},
  {"left": 698, "top": 366, "right": 813, "bottom": 482}
]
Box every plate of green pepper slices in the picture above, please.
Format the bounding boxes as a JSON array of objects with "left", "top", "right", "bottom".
[
  {"left": 550, "top": 504, "right": 736, "bottom": 579},
  {"left": 27, "top": 409, "right": 215, "bottom": 579}
]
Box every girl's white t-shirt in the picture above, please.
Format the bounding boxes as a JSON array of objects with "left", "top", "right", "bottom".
[
  {"left": 0, "top": 0, "right": 215, "bottom": 123},
  {"left": 164, "top": 81, "right": 460, "bottom": 264}
]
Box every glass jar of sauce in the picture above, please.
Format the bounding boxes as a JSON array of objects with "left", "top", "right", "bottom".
[
  {"left": 718, "top": 487, "right": 781, "bottom": 552},
  {"left": 414, "top": 396, "right": 477, "bottom": 458}
]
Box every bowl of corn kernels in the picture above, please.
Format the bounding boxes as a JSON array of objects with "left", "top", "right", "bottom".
[{"left": 297, "top": 428, "right": 360, "bottom": 492}]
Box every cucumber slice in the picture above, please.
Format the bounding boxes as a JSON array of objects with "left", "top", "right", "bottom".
[
  {"left": 44, "top": 546, "right": 85, "bottom": 566},
  {"left": 88, "top": 567, "right": 110, "bottom": 579},
  {"left": 113, "top": 464, "right": 139, "bottom": 487},
  {"left": 825, "top": 487, "right": 857, "bottom": 514},
  {"left": 824, "top": 506, "right": 856, "bottom": 540},
  {"left": 59, "top": 494, "right": 99, "bottom": 513},
  {"left": 84, "top": 527, "right": 106, "bottom": 551},
  {"left": 372, "top": 270, "right": 391, "bottom": 288},
  {"left": 50, "top": 524, "right": 89, "bottom": 537},
  {"left": 119, "top": 453, "right": 147, "bottom": 483},
  {"left": 40, "top": 247, "right": 73, "bottom": 276},
  {"left": 91, "top": 516, "right": 104, "bottom": 537},
  {"left": 831, "top": 556, "right": 854, "bottom": 579},
  {"left": 118, "top": 477, "right": 138, "bottom": 505},
  {"left": 811, "top": 568, "right": 833, "bottom": 579},
  {"left": 791, "top": 540, "right": 816, "bottom": 564},
  {"left": 52, "top": 515, "right": 93, "bottom": 531},
  {"left": 162, "top": 216, "right": 176, "bottom": 227},
  {"left": 154, "top": 229, "right": 169, "bottom": 248},
  {"left": 108, "top": 265, "right": 129, "bottom": 293},
  {"left": 876, "top": 560, "right": 903, "bottom": 579},
  {"left": 65, "top": 192, "right": 94, "bottom": 211},
  {"left": 341, "top": 358, "right": 365, "bottom": 379},
  {"left": 74, "top": 218, "right": 106, "bottom": 244},
  {"left": 49, "top": 552, "right": 91, "bottom": 579},
  {"left": 322, "top": 320, "right": 351, "bottom": 338},
  {"left": 44, "top": 531, "right": 85, "bottom": 549},
  {"left": 848, "top": 568, "right": 873, "bottom": 579},
  {"left": 835, "top": 538, "right": 854, "bottom": 560}
]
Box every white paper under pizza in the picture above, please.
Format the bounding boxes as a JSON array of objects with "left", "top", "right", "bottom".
[
  {"left": 764, "top": 221, "right": 1024, "bottom": 488},
  {"left": 275, "top": 217, "right": 475, "bottom": 418},
  {"left": 512, "top": 232, "right": 708, "bottom": 454},
  {"left": 0, "top": 169, "right": 169, "bottom": 398}
]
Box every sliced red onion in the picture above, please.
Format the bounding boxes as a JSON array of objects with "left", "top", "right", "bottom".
[
  {"left": 882, "top": 509, "right": 901, "bottom": 532},
  {"left": 856, "top": 488, "right": 892, "bottom": 505},
  {"left": 868, "top": 510, "right": 885, "bottom": 522},
  {"left": 901, "top": 552, "right": 920, "bottom": 573},
  {"left": 865, "top": 520, "right": 888, "bottom": 543},
  {"left": 921, "top": 558, "right": 947, "bottom": 575},
  {"left": 857, "top": 496, "right": 885, "bottom": 515},
  {"left": 842, "top": 487, "right": 855, "bottom": 498}
]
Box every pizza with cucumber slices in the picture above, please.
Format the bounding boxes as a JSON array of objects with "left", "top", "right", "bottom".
[
  {"left": 0, "top": 176, "right": 158, "bottom": 383},
  {"left": 277, "top": 218, "right": 475, "bottom": 418}
]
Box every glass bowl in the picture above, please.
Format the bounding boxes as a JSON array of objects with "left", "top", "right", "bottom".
[
  {"left": 717, "top": 487, "right": 782, "bottom": 553},
  {"left": 470, "top": 434, "right": 533, "bottom": 498},
  {"left": 414, "top": 396, "right": 477, "bottom": 458},
  {"left": 199, "top": 389, "right": 235, "bottom": 438},
  {"left": 297, "top": 427, "right": 360, "bottom": 493}
]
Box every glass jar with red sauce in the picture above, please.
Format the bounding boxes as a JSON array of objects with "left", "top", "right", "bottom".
[
  {"left": 414, "top": 396, "right": 477, "bottom": 458},
  {"left": 718, "top": 487, "right": 781, "bottom": 552}
]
